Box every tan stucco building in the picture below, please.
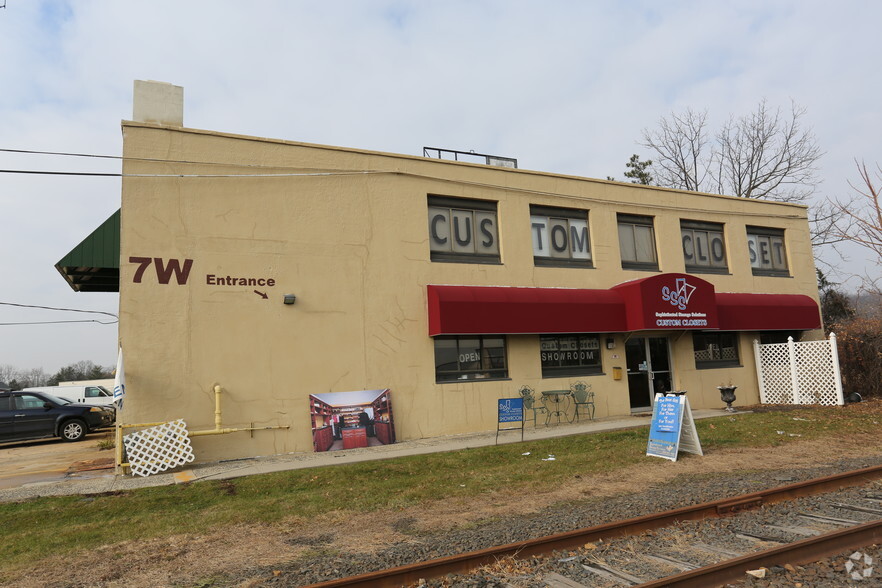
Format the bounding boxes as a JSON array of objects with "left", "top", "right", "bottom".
[{"left": 60, "top": 83, "right": 823, "bottom": 463}]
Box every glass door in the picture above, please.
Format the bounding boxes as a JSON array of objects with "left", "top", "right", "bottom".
[
  {"left": 648, "top": 337, "right": 673, "bottom": 397},
  {"left": 625, "top": 337, "right": 673, "bottom": 411},
  {"left": 625, "top": 338, "right": 651, "bottom": 411}
]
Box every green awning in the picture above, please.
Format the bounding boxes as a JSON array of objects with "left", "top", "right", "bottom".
[{"left": 56, "top": 209, "right": 120, "bottom": 292}]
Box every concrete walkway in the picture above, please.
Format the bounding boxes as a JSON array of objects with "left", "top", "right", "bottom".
[{"left": 0, "top": 409, "right": 731, "bottom": 503}]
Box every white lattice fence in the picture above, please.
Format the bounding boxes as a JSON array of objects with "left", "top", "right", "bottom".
[
  {"left": 755, "top": 341, "right": 793, "bottom": 404},
  {"left": 123, "top": 419, "right": 196, "bottom": 477},
  {"left": 754, "top": 334, "right": 844, "bottom": 406}
]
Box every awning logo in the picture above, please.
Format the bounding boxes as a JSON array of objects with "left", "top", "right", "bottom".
[{"left": 661, "top": 278, "right": 697, "bottom": 311}]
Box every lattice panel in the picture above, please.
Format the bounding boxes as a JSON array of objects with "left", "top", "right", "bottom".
[
  {"left": 756, "top": 336, "right": 843, "bottom": 406},
  {"left": 757, "top": 342, "right": 793, "bottom": 404},
  {"left": 123, "top": 419, "right": 196, "bottom": 477},
  {"left": 694, "top": 347, "right": 739, "bottom": 362},
  {"left": 795, "top": 339, "right": 841, "bottom": 406}
]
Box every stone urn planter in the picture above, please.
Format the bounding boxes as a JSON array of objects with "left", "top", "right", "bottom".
[{"left": 718, "top": 385, "right": 738, "bottom": 412}]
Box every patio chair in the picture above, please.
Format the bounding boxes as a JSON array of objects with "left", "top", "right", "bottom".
[
  {"left": 570, "top": 381, "right": 595, "bottom": 422},
  {"left": 518, "top": 385, "right": 546, "bottom": 426}
]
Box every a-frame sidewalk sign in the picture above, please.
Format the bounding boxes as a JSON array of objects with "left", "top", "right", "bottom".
[{"left": 646, "top": 392, "right": 703, "bottom": 461}]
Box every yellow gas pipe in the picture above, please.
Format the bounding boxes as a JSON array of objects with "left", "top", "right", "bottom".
[
  {"left": 188, "top": 384, "right": 289, "bottom": 436},
  {"left": 115, "top": 384, "right": 289, "bottom": 472}
]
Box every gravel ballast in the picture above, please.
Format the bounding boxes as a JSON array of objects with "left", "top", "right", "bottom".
[{"left": 239, "top": 454, "right": 882, "bottom": 586}]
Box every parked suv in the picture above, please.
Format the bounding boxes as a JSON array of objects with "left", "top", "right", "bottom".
[{"left": 0, "top": 390, "right": 115, "bottom": 443}]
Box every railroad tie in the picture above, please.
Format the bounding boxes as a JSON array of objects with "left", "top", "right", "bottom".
[
  {"left": 734, "top": 531, "right": 787, "bottom": 544},
  {"left": 830, "top": 501, "right": 882, "bottom": 516},
  {"left": 641, "top": 553, "right": 699, "bottom": 572},
  {"left": 582, "top": 563, "right": 644, "bottom": 585},
  {"left": 797, "top": 512, "right": 862, "bottom": 526},
  {"left": 690, "top": 542, "right": 744, "bottom": 558},
  {"left": 764, "top": 523, "right": 823, "bottom": 537},
  {"left": 541, "top": 571, "right": 590, "bottom": 588}
]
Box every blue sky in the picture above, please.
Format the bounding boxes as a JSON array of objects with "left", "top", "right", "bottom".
[{"left": 1, "top": 0, "right": 880, "bottom": 373}]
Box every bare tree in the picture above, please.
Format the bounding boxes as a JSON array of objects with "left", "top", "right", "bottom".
[
  {"left": 48, "top": 360, "right": 113, "bottom": 385},
  {"left": 0, "top": 364, "right": 18, "bottom": 384},
  {"left": 642, "top": 100, "right": 822, "bottom": 202},
  {"left": 832, "top": 161, "right": 882, "bottom": 289},
  {"left": 642, "top": 107, "right": 710, "bottom": 192},
  {"left": 640, "top": 100, "right": 832, "bottom": 245},
  {"left": 20, "top": 367, "right": 49, "bottom": 388},
  {"left": 808, "top": 199, "right": 848, "bottom": 248},
  {"left": 713, "top": 101, "right": 822, "bottom": 202}
]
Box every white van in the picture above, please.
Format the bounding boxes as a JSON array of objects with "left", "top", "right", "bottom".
[{"left": 22, "top": 385, "right": 116, "bottom": 407}]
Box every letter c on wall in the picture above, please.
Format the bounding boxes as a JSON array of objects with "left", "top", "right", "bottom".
[{"left": 431, "top": 213, "right": 448, "bottom": 245}]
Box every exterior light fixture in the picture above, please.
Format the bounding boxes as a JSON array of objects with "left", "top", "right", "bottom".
[
  {"left": 283, "top": 294, "right": 296, "bottom": 305},
  {"left": 606, "top": 337, "right": 616, "bottom": 349}
]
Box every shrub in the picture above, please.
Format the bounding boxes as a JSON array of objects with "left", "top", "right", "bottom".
[{"left": 835, "top": 316, "right": 882, "bottom": 399}]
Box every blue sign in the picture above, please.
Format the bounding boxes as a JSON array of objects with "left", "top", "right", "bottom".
[
  {"left": 498, "top": 398, "right": 524, "bottom": 423},
  {"left": 647, "top": 395, "right": 684, "bottom": 461},
  {"left": 655, "top": 395, "right": 681, "bottom": 432}
]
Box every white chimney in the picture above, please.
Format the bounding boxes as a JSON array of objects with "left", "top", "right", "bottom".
[{"left": 132, "top": 80, "right": 183, "bottom": 126}]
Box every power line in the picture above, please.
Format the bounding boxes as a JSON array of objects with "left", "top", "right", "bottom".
[
  {"left": 0, "top": 168, "right": 386, "bottom": 178},
  {"left": 0, "top": 169, "right": 121, "bottom": 177},
  {"left": 0, "top": 147, "right": 126, "bottom": 160},
  {"left": 0, "top": 319, "right": 118, "bottom": 326},
  {"left": 0, "top": 301, "right": 118, "bottom": 319},
  {"left": 0, "top": 147, "right": 365, "bottom": 172},
  {"left": 0, "top": 147, "right": 809, "bottom": 219},
  {"left": 0, "top": 148, "right": 387, "bottom": 176}
]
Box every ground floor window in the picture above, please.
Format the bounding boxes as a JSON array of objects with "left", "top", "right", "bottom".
[
  {"left": 434, "top": 335, "right": 507, "bottom": 382},
  {"left": 693, "top": 331, "right": 740, "bottom": 368},
  {"left": 540, "top": 334, "right": 602, "bottom": 377}
]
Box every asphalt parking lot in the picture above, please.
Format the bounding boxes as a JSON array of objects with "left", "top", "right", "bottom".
[{"left": 0, "top": 432, "right": 115, "bottom": 490}]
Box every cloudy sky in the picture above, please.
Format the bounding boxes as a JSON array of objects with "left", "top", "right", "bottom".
[{"left": 1, "top": 1, "right": 880, "bottom": 375}]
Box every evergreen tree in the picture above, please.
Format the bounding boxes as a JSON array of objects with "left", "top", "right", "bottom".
[{"left": 623, "top": 154, "right": 654, "bottom": 185}]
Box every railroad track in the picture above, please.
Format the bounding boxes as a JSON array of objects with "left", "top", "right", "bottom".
[{"left": 304, "top": 464, "right": 882, "bottom": 587}]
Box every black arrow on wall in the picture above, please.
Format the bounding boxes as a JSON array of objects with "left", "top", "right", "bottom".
[{"left": 254, "top": 290, "right": 268, "bottom": 299}]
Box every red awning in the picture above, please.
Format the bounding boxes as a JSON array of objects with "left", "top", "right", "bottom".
[
  {"left": 427, "top": 285, "right": 627, "bottom": 335},
  {"left": 716, "top": 293, "right": 821, "bottom": 331},
  {"left": 427, "top": 281, "right": 822, "bottom": 336}
]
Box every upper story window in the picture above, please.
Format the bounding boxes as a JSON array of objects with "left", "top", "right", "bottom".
[
  {"left": 618, "top": 214, "right": 658, "bottom": 271},
  {"left": 746, "top": 226, "right": 789, "bottom": 276},
  {"left": 681, "top": 220, "right": 728, "bottom": 274},
  {"left": 428, "top": 196, "right": 500, "bottom": 264},
  {"left": 530, "top": 205, "right": 592, "bottom": 268}
]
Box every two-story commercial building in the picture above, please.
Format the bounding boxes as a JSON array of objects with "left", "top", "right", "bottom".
[{"left": 58, "top": 82, "right": 821, "bottom": 463}]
